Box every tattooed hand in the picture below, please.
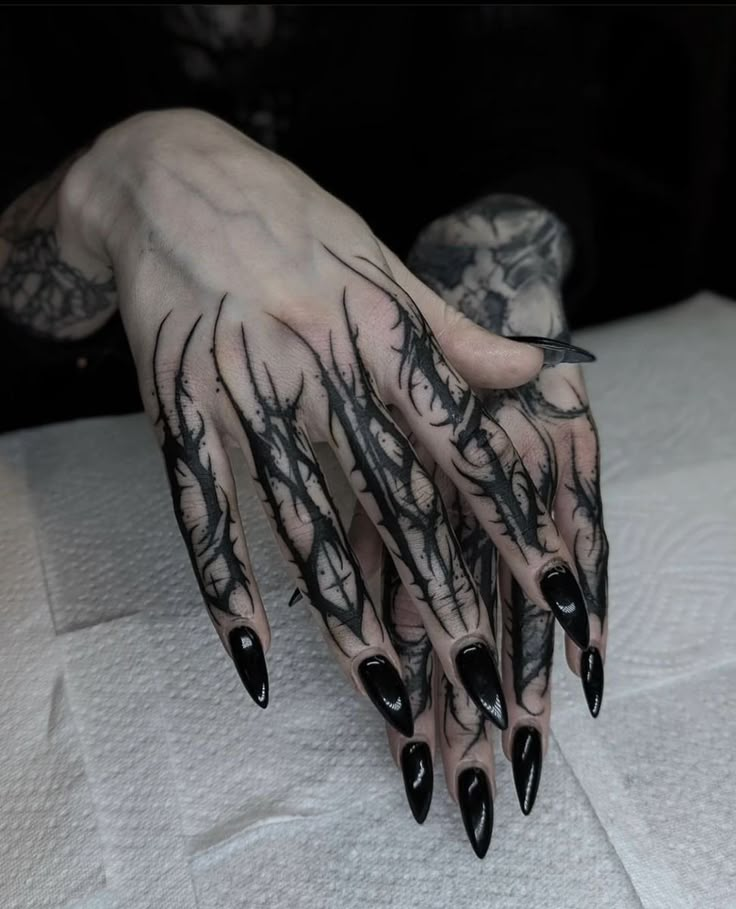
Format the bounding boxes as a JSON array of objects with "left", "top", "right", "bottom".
[
  {"left": 53, "top": 111, "right": 592, "bottom": 745},
  {"left": 353, "top": 196, "right": 609, "bottom": 857}
]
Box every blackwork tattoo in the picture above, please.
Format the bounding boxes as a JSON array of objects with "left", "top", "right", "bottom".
[
  {"left": 328, "top": 248, "right": 551, "bottom": 563},
  {"left": 280, "top": 282, "right": 479, "bottom": 639},
  {"left": 442, "top": 677, "right": 488, "bottom": 760},
  {"left": 407, "top": 194, "right": 607, "bottom": 717},
  {"left": 0, "top": 228, "right": 117, "bottom": 338},
  {"left": 212, "top": 296, "right": 378, "bottom": 653},
  {"left": 153, "top": 313, "right": 253, "bottom": 626},
  {"left": 382, "top": 557, "right": 433, "bottom": 718}
]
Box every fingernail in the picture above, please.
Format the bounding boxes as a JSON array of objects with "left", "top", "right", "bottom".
[
  {"left": 511, "top": 335, "right": 596, "bottom": 365},
  {"left": 228, "top": 627, "right": 269, "bottom": 709},
  {"left": 400, "top": 741, "right": 433, "bottom": 824},
  {"left": 358, "top": 655, "right": 414, "bottom": 738},
  {"left": 458, "top": 767, "right": 493, "bottom": 859},
  {"left": 288, "top": 588, "right": 302, "bottom": 607},
  {"left": 581, "top": 646, "right": 604, "bottom": 717},
  {"left": 539, "top": 565, "right": 590, "bottom": 650},
  {"left": 455, "top": 642, "right": 508, "bottom": 730},
  {"left": 512, "top": 726, "right": 542, "bottom": 816}
]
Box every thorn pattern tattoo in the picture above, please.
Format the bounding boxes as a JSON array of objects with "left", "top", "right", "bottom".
[
  {"left": 408, "top": 194, "right": 607, "bottom": 721},
  {"left": 153, "top": 313, "right": 253, "bottom": 627}
]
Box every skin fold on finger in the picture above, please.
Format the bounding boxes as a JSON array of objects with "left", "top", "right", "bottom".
[
  {"left": 339, "top": 251, "right": 589, "bottom": 652},
  {"left": 150, "top": 310, "right": 272, "bottom": 708},
  {"left": 210, "top": 295, "right": 414, "bottom": 737}
]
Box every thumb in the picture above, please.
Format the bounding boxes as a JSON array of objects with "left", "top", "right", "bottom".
[{"left": 377, "top": 242, "right": 543, "bottom": 389}]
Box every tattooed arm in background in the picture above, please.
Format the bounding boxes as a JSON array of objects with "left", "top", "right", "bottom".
[
  {"left": 356, "top": 196, "right": 608, "bottom": 857},
  {"left": 0, "top": 151, "right": 118, "bottom": 339},
  {"left": 2, "top": 109, "right": 595, "bottom": 779}
]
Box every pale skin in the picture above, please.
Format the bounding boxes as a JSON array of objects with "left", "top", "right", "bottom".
[{"left": 0, "top": 109, "right": 606, "bottom": 853}]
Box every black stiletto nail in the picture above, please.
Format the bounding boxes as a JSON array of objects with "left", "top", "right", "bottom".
[
  {"left": 581, "top": 646, "right": 604, "bottom": 718},
  {"left": 539, "top": 566, "right": 590, "bottom": 650},
  {"left": 455, "top": 642, "right": 508, "bottom": 730},
  {"left": 228, "top": 627, "right": 269, "bottom": 709},
  {"left": 358, "top": 655, "right": 414, "bottom": 738},
  {"left": 458, "top": 767, "right": 493, "bottom": 859},
  {"left": 511, "top": 335, "right": 596, "bottom": 365},
  {"left": 400, "top": 741, "right": 433, "bottom": 824},
  {"left": 512, "top": 726, "right": 542, "bottom": 816},
  {"left": 288, "top": 588, "right": 302, "bottom": 607}
]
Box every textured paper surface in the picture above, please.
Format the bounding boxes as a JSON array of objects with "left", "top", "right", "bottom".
[{"left": 1, "top": 294, "right": 734, "bottom": 908}]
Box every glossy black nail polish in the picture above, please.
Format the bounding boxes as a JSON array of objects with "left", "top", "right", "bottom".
[
  {"left": 581, "top": 646, "right": 604, "bottom": 718},
  {"left": 539, "top": 566, "right": 590, "bottom": 651},
  {"left": 511, "top": 335, "right": 596, "bottom": 365},
  {"left": 358, "top": 655, "right": 414, "bottom": 738},
  {"left": 228, "top": 627, "right": 269, "bottom": 709},
  {"left": 458, "top": 767, "right": 493, "bottom": 859},
  {"left": 455, "top": 642, "right": 508, "bottom": 730},
  {"left": 400, "top": 741, "right": 433, "bottom": 825},
  {"left": 288, "top": 588, "right": 302, "bottom": 607},
  {"left": 512, "top": 726, "right": 542, "bottom": 816}
]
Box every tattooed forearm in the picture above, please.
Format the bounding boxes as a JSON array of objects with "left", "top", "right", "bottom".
[
  {"left": 154, "top": 314, "right": 253, "bottom": 626},
  {"left": 0, "top": 155, "right": 117, "bottom": 339}
]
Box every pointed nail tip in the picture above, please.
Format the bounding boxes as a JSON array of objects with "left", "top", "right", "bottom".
[{"left": 400, "top": 742, "right": 433, "bottom": 825}]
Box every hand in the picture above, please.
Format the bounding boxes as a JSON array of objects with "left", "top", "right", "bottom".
[
  {"left": 353, "top": 196, "right": 608, "bottom": 856},
  {"left": 59, "top": 111, "right": 593, "bottom": 742}
]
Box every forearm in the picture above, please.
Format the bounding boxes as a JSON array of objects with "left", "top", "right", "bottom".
[
  {"left": 0, "top": 151, "right": 118, "bottom": 340},
  {"left": 407, "top": 194, "right": 574, "bottom": 340}
]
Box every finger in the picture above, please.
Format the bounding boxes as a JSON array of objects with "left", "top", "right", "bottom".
[
  {"left": 151, "top": 312, "right": 270, "bottom": 708},
  {"left": 382, "top": 553, "right": 435, "bottom": 825},
  {"left": 499, "top": 561, "right": 552, "bottom": 816},
  {"left": 375, "top": 238, "right": 545, "bottom": 388},
  {"left": 554, "top": 408, "right": 609, "bottom": 718},
  {"left": 437, "top": 669, "right": 495, "bottom": 860},
  {"left": 212, "top": 298, "right": 413, "bottom": 737},
  {"left": 283, "top": 305, "right": 507, "bottom": 732},
  {"left": 341, "top": 252, "right": 590, "bottom": 651}
]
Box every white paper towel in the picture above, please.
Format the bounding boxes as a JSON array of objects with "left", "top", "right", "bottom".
[{"left": 1, "top": 293, "right": 734, "bottom": 909}]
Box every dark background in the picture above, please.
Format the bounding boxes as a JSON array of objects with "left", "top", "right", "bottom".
[{"left": 2, "top": 5, "right": 735, "bottom": 432}]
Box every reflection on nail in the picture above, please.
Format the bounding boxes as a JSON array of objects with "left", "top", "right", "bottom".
[
  {"left": 358, "top": 655, "right": 414, "bottom": 738},
  {"left": 539, "top": 565, "right": 590, "bottom": 650},
  {"left": 458, "top": 767, "right": 493, "bottom": 859},
  {"left": 511, "top": 335, "right": 596, "bottom": 365},
  {"left": 455, "top": 642, "right": 508, "bottom": 730},
  {"left": 581, "top": 646, "right": 604, "bottom": 718},
  {"left": 288, "top": 588, "right": 302, "bottom": 607},
  {"left": 512, "top": 726, "right": 542, "bottom": 816},
  {"left": 228, "top": 626, "right": 269, "bottom": 709},
  {"left": 400, "top": 741, "right": 433, "bottom": 824}
]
